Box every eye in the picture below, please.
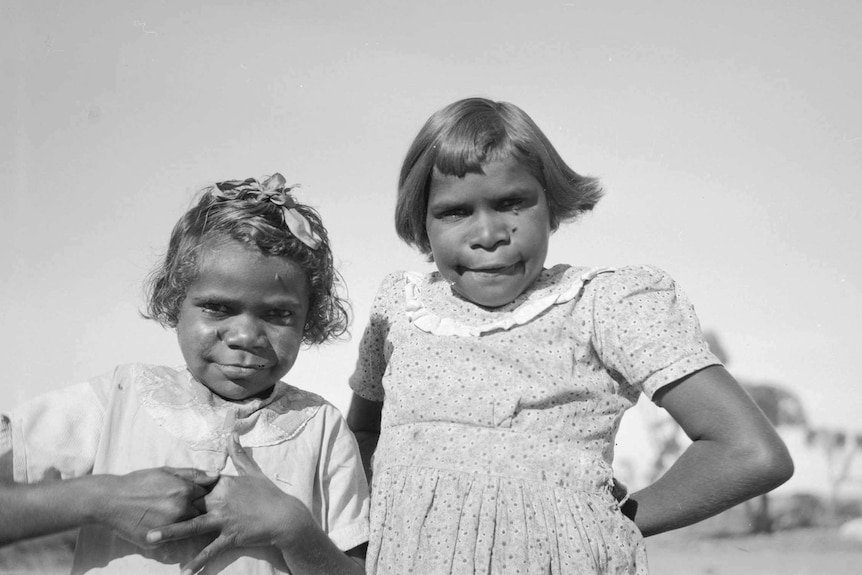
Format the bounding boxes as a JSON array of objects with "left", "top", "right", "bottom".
[
  {"left": 266, "top": 309, "right": 295, "bottom": 325},
  {"left": 499, "top": 198, "right": 525, "bottom": 212},
  {"left": 435, "top": 207, "right": 469, "bottom": 221},
  {"left": 200, "top": 302, "right": 230, "bottom": 316}
]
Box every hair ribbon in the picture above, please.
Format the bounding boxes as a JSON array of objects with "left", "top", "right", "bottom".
[{"left": 209, "top": 173, "right": 321, "bottom": 250}]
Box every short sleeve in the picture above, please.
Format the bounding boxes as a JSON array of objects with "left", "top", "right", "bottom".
[
  {"left": 348, "top": 272, "right": 402, "bottom": 402},
  {"left": 317, "top": 405, "right": 370, "bottom": 551},
  {"left": 3, "top": 372, "right": 112, "bottom": 483},
  {"left": 590, "top": 265, "right": 721, "bottom": 400}
]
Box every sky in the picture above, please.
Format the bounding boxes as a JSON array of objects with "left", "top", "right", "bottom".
[{"left": 1, "top": 0, "right": 860, "bottom": 451}]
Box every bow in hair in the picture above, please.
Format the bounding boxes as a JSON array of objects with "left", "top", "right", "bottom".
[{"left": 209, "top": 173, "right": 321, "bottom": 250}]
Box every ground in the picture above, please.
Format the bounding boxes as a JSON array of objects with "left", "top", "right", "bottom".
[
  {"left": 1, "top": 527, "right": 861, "bottom": 574},
  {"left": 647, "top": 527, "right": 862, "bottom": 575}
]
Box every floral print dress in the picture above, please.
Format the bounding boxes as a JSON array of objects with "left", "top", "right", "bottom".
[{"left": 350, "top": 264, "right": 720, "bottom": 574}]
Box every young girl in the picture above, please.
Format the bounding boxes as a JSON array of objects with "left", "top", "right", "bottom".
[
  {"left": 347, "top": 98, "right": 794, "bottom": 574},
  {"left": 0, "top": 174, "right": 369, "bottom": 574}
]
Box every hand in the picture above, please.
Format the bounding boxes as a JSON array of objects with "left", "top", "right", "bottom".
[
  {"left": 148, "top": 434, "right": 315, "bottom": 575},
  {"left": 611, "top": 477, "right": 628, "bottom": 503},
  {"left": 100, "top": 467, "right": 217, "bottom": 548}
]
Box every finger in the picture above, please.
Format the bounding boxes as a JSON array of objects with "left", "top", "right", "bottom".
[
  {"left": 163, "top": 467, "right": 220, "bottom": 489},
  {"left": 180, "top": 536, "right": 232, "bottom": 575},
  {"left": 227, "top": 433, "right": 263, "bottom": 476},
  {"left": 192, "top": 495, "right": 208, "bottom": 513},
  {"left": 147, "top": 515, "right": 218, "bottom": 545}
]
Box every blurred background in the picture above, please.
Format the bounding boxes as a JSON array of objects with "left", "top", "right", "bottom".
[{"left": 2, "top": 1, "right": 860, "bottom": 573}]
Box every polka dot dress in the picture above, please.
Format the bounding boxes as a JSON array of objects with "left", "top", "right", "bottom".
[{"left": 350, "top": 264, "right": 720, "bottom": 574}]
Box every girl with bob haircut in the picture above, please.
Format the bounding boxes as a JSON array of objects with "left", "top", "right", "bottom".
[
  {"left": 395, "top": 97, "right": 603, "bottom": 255},
  {"left": 348, "top": 97, "right": 793, "bottom": 574},
  {"left": 1, "top": 174, "right": 369, "bottom": 575}
]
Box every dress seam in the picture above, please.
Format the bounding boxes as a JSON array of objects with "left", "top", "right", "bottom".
[{"left": 377, "top": 463, "right": 611, "bottom": 495}]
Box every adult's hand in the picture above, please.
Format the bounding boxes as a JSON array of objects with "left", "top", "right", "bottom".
[
  {"left": 148, "top": 434, "right": 315, "bottom": 574},
  {"left": 100, "top": 467, "right": 217, "bottom": 548}
]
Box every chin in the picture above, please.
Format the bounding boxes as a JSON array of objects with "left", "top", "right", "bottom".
[
  {"left": 208, "top": 382, "right": 266, "bottom": 401},
  {"left": 466, "top": 292, "right": 518, "bottom": 308}
]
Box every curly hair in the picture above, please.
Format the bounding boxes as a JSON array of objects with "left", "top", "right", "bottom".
[
  {"left": 143, "top": 177, "right": 349, "bottom": 344},
  {"left": 395, "top": 97, "right": 604, "bottom": 255}
]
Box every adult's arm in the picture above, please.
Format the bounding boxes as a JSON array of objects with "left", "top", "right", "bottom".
[{"left": 0, "top": 446, "right": 214, "bottom": 547}]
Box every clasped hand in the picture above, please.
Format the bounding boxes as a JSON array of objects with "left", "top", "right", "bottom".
[
  {"left": 99, "top": 465, "right": 216, "bottom": 548},
  {"left": 146, "top": 433, "right": 313, "bottom": 575}
]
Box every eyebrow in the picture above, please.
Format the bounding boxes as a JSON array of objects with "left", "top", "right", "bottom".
[
  {"left": 430, "top": 186, "right": 538, "bottom": 207},
  {"left": 427, "top": 196, "right": 466, "bottom": 210},
  {"left": 188, "top": 292, "right": 303, "bottom": 308}
]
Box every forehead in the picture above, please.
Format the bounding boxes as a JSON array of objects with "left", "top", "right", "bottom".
[
  {"left": 192, "top": 242, "right": 308, "bottom": 301},
  {"left": 429, "top": 158, "right": 543, "bottom": 202}
]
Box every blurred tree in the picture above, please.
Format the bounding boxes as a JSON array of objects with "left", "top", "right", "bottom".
[
  {"left": 743, "top": 383, "right": 808, "bottom": 428},
  {"left": 806, "top": 428, "right": 862, "bottom": 519}
]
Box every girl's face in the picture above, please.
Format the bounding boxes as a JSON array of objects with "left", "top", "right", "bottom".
[
  {"left": 426, "top": 157, "right": 551, "bottom": 308},
  {"left": 176, "top": 241, "right": 309, "bottom": 400}
]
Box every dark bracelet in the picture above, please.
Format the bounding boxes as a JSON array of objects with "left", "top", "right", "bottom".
[{"left": 620, "top": 497, "right": 639, "bottom": 521}]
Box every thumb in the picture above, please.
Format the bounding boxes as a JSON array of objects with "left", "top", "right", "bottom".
[
  {"left": 228, "top": 433, "right": 263, "bottom": 476},
  {"left": 164, "top": 467, "right": 219, "bottom": 488}
]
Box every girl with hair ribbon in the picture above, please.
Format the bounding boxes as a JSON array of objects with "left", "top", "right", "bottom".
[
  {"left": 347, "top": 98, "right": 794, "bottom": 574},
  {"left": 0, "top": 174, "right": 368, "bottom": 575}
]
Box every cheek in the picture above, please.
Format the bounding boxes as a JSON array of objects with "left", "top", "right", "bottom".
[
  {"left": 428, "top": 234, "right": 457, "bottom": 264},
  {"left": 525, "top": 217, "right": 551, "bottom": 249},
  {"left": 271, "top": 329, "right": 303, "bottom": 360},
  {"left": 178, "top": 322, "right": 218, "bottom": 353}
]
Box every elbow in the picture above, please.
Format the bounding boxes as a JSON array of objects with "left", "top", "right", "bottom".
[
  {"left": 739, "top": 435, "right": 794, "bottom": 492},
  {"left": 769, "top": 446, "right": 795, "bottom": 487}
]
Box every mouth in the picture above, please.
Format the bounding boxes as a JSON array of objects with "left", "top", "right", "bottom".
[
  {"left": 462, "top": 263, "right": 519, "bottom": 275},
  {"left": 217, "top": 363, "right": 268, "bottom": 378}
]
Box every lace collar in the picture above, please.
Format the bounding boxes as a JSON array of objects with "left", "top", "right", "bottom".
[
  {"left": 133, "top": 364, "right": 324, "bottom": 450},
  {"left": 404, "top": 265, "right": 613, "bottom": 337}
]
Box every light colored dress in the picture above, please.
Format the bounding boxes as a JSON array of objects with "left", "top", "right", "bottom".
[
  {"left": 1, "top": 363, "right": 369, "bottom": 574},
  {"left": 349, "top": 265, "right": 720, "bottom": 575}
]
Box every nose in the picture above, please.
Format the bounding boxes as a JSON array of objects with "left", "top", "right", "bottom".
[
  {"left": 221, "top": 314, "right": 266, "bottom": 350},
  {"left": 470, "top": 212, "right": 510, "bottom": 250}
]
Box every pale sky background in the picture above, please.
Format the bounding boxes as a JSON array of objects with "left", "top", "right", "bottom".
[{"left": 1, "top": 0, "right": 860, "bottom": 465}]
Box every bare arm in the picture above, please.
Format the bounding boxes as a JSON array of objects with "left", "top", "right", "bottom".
[
  {"left": 346, "top": 393, "right": 382, "bottom": 486},
  {"left": 0, "top": 447, "right": 215, "bottom": 547},
  {"left": 629, "top": 365, "right": 793, "bottom": 536}
]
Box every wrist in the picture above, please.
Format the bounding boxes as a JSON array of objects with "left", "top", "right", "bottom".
[
  {"left": 84, "top": 475, "right": 118, "bottom": 525},
  {"left": 620, "top": 496, "right": 639, "bottom": 521},
  {"left": 271, "top": 498, "right": 317, "bottom": 551}
]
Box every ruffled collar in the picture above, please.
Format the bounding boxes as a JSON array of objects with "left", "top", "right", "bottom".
[
  {"left": 404, "top": 265, "right": 613, "bottom": 337},
  {"left": 133, "top": 364, "right": 323, "bottom": 450}
]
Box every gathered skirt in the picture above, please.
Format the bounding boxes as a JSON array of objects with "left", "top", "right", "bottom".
[{"left": 365, "top": 423, "right": 649, "bottom": 575}]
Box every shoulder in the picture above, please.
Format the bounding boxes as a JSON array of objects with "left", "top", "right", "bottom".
[
  {"left": 369, "top": 271, "right": 409, "bottom": 307},
  {"left": 584, "top": 264, "right": 678, "bottom": 299},
  {"left": 591, "top": 264, "right": 674, "bottom": 286},
  {"left": 277, "top": 384, "right": 332, "bottom": 412},
  {"left": 109, "top": 363, "right": 186, "bottom": 381},
  {"left": 370, "top": 269, "right": 442, "bottom": 314},
  {"left": 376, "top": 269, "right": 439, "bottom": 293},
  {"left": 64, "top": 363, "right": 175, "bottom": 405},
  {"left": 105, "top": 363, "right": 190, "bottom": 397},
  {"left": 261, "top": 383, "right": 345, "bottom": 439},
  {"left": 378, "top": 270, "right": 409, "bottom": 291}
]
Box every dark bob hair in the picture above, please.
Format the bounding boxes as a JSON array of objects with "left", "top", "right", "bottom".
[
  {"left": 143, "top": 176, "right": 349, "bottom": 344},
  {"left": 395, "top": 97, "right": 604, "bottom": 255}
]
